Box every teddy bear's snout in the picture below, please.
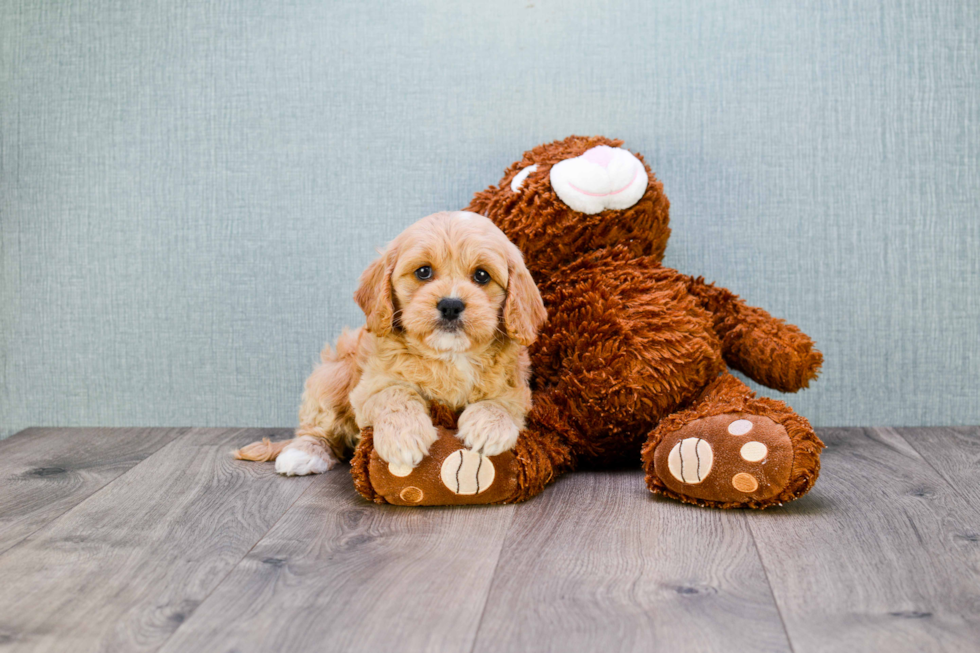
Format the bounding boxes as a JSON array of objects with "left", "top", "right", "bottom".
[{"left": 549, "top": 145, "right": 649, "bottom": 215}]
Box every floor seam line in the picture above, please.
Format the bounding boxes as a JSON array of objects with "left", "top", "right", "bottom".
[
  {"left": 466, "top": 505, "right": 518, "bottom": 653},
  {"left": 746, "top": 513, "right": 797, "bottom": 653},
  {"left": 883, "top": 426, "right": 980, "bottom": 521}
]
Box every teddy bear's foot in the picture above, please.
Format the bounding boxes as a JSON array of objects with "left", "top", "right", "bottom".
[
  {"left": 353, "top": 426, "right": 520, "bottom": 506},
  {"left": 349, "top": 404, "right": 520, "bottom": 506},
  {"left": 642, "top": 373, "right": 824, "bottom": 509},
  {"left": 649, "top": 413, "right": 795, "bottom": 505},
  {"left": 350, "top": 399, "right": 577, "bottom": 506}
]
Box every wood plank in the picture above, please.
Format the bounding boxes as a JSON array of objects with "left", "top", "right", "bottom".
[
  {"left": 0, "top": 427, "right": 185, "bottom": 555},
  {"left": 158, "top": 470, "right": 517, "bottom": 653},
  {"left": 897, "top": 426, "right": 980, "bottom": 506},
  {"left": 0, "top": 428, "right": 317, "bottom": 653},
  {"left": 471, "top": 470, "right": 791, "bottom": 653},
  {"left": 748, "top": 427, "right": 980, "bottom": 652}
]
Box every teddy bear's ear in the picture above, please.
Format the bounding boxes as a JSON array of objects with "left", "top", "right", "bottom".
[
  {"left": 503, "top": 244, "right": 547, "bottom": 346},
  {"left": 355, "top": 248, "right": 396, "bottom": 337}
]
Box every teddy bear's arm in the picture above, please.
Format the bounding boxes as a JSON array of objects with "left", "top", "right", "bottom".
[{"left": 686, "top": 276, "right": 823, "bottom": 393}]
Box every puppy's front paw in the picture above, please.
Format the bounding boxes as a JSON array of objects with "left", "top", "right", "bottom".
[
  {"left": 457, "top": 402, "right": 520, "bottom": 456},
  {"left": 275, "top": 439, "right": 338, "bottom": 476},
  {"left": 373, "top": 409, "right": 439, "bottom": 475}
]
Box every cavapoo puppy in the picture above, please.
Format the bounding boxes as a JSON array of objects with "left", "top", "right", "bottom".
[{"left": 235, "top": 211, "right": 547, "bottom": 476}]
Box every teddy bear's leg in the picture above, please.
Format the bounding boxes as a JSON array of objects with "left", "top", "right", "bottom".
[
  {"left": 641, "top": 373, "right": 824, "bottom": 509},
  {"left": 350, "top": 392, "right": 577, "bottom": 505},
  {"left": 506, "top": 388, "right": 580, "bottom": 502}
]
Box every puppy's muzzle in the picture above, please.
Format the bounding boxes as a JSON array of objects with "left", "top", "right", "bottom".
[{"left": 437, "top": 297, "right": 465, "bottom": 322}]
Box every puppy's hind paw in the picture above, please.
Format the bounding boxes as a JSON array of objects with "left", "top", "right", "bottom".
[{"left": 275, "top": 443, "right": 337, "bottom": 476}]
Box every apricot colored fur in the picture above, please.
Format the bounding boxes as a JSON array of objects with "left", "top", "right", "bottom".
[
  {"left": 238, "top": 211, "right": 545, "bottom": 477},
  {"left": 233, "top": 438, "right": 290, "bottom": 462}
]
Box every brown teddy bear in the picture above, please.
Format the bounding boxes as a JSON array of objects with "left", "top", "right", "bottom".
[{"left": 352, "top": 135, "right": 824, "bottom": 509}]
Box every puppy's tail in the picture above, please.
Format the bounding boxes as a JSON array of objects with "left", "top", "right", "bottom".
[
  {"left": 236, "top": 327, "right": 364, "bottom": 464},
  {"left": 232, "top": 438, "right": 294, "bottom": 462}
]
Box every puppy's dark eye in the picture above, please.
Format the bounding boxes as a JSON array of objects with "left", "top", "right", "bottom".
[
  {"left": 473, "top": 269, "right": 491, "bottom": 285},
  {"left": 415, "top": 266, "right": 433, "bottom": 281}
]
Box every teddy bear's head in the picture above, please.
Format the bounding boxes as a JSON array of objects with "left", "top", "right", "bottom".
[{"left": 467, "top": 135, "right": 671, "bottom": 275}]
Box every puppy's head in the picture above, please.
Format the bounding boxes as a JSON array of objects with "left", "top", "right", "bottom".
[{"left": 355, "top": 211, "right": 546, "bottom": 353}]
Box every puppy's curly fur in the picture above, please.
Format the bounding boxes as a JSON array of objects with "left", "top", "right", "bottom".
[{"left": 234, "top": 211, "right": 546, "bottom": 476}]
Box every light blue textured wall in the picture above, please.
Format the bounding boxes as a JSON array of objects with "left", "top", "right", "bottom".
[{"left": 2, "top": 1, "right": 978, "bottom": 438}]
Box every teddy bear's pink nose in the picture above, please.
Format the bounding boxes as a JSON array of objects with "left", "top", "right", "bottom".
[{"left": 582, "top": 145, "right": 617, "bottom": 168}]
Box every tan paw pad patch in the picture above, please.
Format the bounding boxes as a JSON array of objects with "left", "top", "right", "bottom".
[
  {"left": 399, "top": 486, "right": 424, "bottom": 503},
  {"left": 440, "top": 449, "right": 495, "bottom": 495},
  {"left": 731, "top": 473, "right": 759, "bottom": 493},
  {"left": 728, "top": 419, "right": 753, "bottom": 436},
  {"left": 667, "top": 438, "right": 713, "bottom": 484},
  {"left": 739, "top": 441, "right": 768, "bottom": 462},
  {"left": 388, "top": 462, "right": 413, "bottom": 477}
]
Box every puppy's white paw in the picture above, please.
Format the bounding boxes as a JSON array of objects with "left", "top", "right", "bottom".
[
  {"left": 373, "top": 409, "right": 439, "bottom": 472},
  {"left": 457, "top": 402, "right": 520, "bottom": 456},
  {"left": 275, "top": 445, "right": 336, "bottom": 476}
]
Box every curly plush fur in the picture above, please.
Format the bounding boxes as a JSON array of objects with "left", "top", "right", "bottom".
[{"left": 461, "top": 135, "right": 824, "bottom": 508}]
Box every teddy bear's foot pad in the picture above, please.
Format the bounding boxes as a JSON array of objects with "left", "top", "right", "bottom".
[
  {"left": 366, "top": 428, "right": 519, "bottom": 506},
  {"left": 652, "top": 414, "right": 794, "bottom": 504}
]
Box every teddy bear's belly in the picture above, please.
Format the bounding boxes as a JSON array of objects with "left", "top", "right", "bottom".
[{"left": 531, "top": 264, "right": 726, "bottom": 464}]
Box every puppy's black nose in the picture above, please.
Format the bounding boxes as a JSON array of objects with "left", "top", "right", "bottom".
[{"left": 437, "top": 297, "right": 465, "bottom": 320}]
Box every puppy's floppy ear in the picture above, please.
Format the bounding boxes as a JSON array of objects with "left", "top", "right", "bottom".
[
  {"left": 354, "top": 248, "right": 396, "bottom": 337},
  {"left": 503, "top": 244, "right": 547, "bottom": 346}
]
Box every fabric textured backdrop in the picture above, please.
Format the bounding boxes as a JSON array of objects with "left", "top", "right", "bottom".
[{"left": 2, "top": 1, "right": 978, "bottom": 438}]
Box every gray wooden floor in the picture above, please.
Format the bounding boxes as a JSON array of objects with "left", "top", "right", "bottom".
[{"left": 0, "top": 427, "right": 978, "bottom": 652}]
